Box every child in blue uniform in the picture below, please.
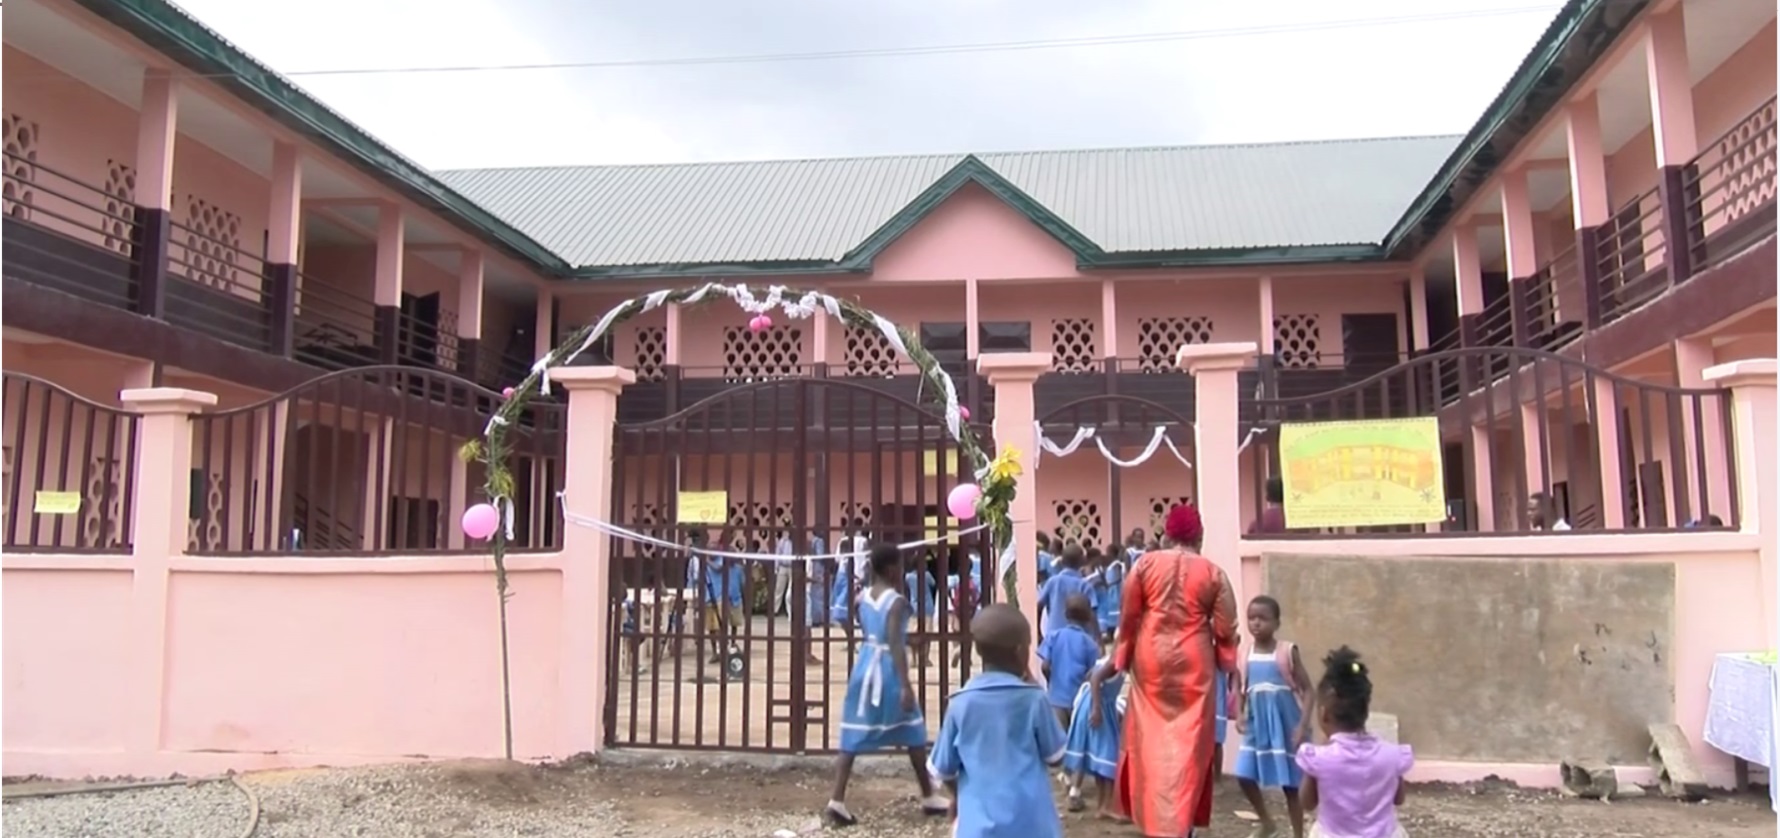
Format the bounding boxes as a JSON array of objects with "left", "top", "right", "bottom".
[
  {"left": 1034, "top": 533, "right": 1055, "bottom": 586},
  {"left": 928, "top": 604, "right": 1066, "bottom": 838},
  {"left": 906, "top": 559, "right": 938, "bottom": 667},
  {"left": 1063, "top": 653, "right": 1124, "bottom": 814},
  {"left": 1036, "top": 545, "right": 1095, "bottom": 639},
  {"left": 1095, "top": 542, "right": 1126, "bottom": 643},
  {"left": 1235, "top": 595, "right": 1315, "bottom": 838},
  {"left": 1037, "top": 593, "right": 1101, "bottom": 729},
  {"left": 826, "top": 544, "right": 947, "bottom": 826}
]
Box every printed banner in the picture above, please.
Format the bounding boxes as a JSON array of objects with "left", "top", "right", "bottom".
[
  {"left": 33, "top": 491, "right": 81, "bottom": 515},
  {"left": 1279, "top": 417, "right": 1446, "bottom": 529},
  {"left": 675, "top": 490, "right": 728, "bottom": 524}
]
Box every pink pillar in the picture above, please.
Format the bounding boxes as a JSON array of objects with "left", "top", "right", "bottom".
[
  {"left": 1409, "top": 268, "right": 1429, "bottom": 351},
  {"left": 1566, "top": 94, "right": 1611, "bottom": 228},
  {"left": 964, "top": 279, "right": 981, "bottom": 359},
  {"left": 1452, "top": 224, "right": 1484, "bottom": 317},
  {"left": 663, "top": 303, "right": 682, "bottom": 365},
  {"left": 1099, "top": 279, "right": 1118, "bottom": 361},
  {"left": 1520, "top": 403, "right": 1547, "bottom": 498},
  {"left": 1592, "top": 378, "right": 1627, "bottom": 529},
  {"left": 811, "top": 301, "right": 831, "bottom": 367},
  {"left": 1675, "top": 339, "right": 1732, "bottom": 522},
  {"left": 120, "top": 386, "right": 217, "bottom": 755},
  {"left": 1644, "top": 6, "right": 1699, "bottom": 167},
  {"left": 268, "top": 143, "right": 301, "bottom": 264},
  {"left": 457, "top": 251, "right": 484, "bottom": 342},
  {"left": 134, "top": 70, "right": 178, "bottom": 212},
  {"left": 1703, "top": 359, "right": 1776, "bottom": 651},
  {"left": 978, "top": 352, "right": 1049, "bottom": 666},
  {"left": 550, "top": 365, "right": 636, "bottom": 753},
  {"left": 1257, "top": 277, "right": 1276, "bottom": 356},
  {"left": 534, "top": 291, "right": 554, "bottom": 360},
  {"left": 374, "top": 204, "right": 404, "bottom": 307},
  {"left": 1500, "top": 167, "right": 1537, "bottom": 279},
  {"left": 1178, "top": 343, "right": 1255, "bottom": 603}
]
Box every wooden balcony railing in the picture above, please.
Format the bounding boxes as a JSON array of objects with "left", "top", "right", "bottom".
[
  {"left": 2, "top": 151, "right": 142, "bottom": 311},
  {"left": 1683, "top": 96, "right": 1777, "bottom": 273}
]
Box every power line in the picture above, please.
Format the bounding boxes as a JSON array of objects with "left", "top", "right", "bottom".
[{"left": 220, "top": 5, "right": 1562, "bottom": 79}]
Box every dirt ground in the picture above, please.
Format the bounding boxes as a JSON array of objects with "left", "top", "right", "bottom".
[
  {"left": 6, "top": 757, "right": 1775, "bottom": 837},
  {"left": 315, "top": 758, "right": 1773, "bottom": 837}
]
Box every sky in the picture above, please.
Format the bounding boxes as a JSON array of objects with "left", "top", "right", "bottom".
[{"left": 171, "top": 0, "right": 1561, "bottom": 170}]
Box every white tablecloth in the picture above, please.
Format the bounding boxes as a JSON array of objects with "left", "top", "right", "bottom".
[{"left": 1702, "top": 652, "right": 1778, "bottom": 812}]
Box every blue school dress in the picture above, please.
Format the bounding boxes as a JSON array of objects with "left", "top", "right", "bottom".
[
  {"left": 830, "top": 570, "right": 856, "bottom": 626},
  {"left": 1214, "top": 668, "right": 1229, "bottom": 746},
  {"left": 928, "top": 671, "right": 1066, "bottom": 838},
  {"left": 838, "top": 587, "right": 926, "bottom": 753},
  {"left": 1037, "top": 623, "right": 1100, "bottom": 711},
  {"left": 806, "top": 560, "right": 831, "bottom": 627},
  {"left": 904, "top": 568, "right": 937, "bottom": 622},
  {"left": 1095, "top": 559, "right": 1125, "bottom": 634},
  {"left": 1063, "top": 660, "right": 1123, "bottom": 781},
  {"left": 1036, "top": 568, "right": 1095, "bottom": 638},
  {"left": 1235, "top": 645, "right": 1304, "bottom": 788}
]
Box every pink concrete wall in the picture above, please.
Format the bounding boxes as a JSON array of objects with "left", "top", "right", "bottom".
[
  {"left": 871, "top": 183, "right": 1079, "bottom": 281},
  {"left": 2, "top": 47, "right": 140, "bottom": 251},
  {"left": 2, "top": 568, "right": 135, "bottom": 751}
]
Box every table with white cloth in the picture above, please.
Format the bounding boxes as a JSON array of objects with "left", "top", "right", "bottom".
[{"left": 1701, "top": 651, "right": 1778, "bottom": 812}]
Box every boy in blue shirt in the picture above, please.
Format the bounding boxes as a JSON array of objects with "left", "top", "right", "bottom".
[
  {"left": 928, "top": 604, "right": 1066, "bottom": 838},
  {"left": 1037, "top": 593, "right": 1103, "bottom": 730},
  {"left": 1034, "top": 533, "right": 1055, "bottom": 587},
  {"left": 1036, "top": 545, "right": 1095, "bottom": 639},
  {"left": 705, "top": 555, "right": 746, "bottom": 666}
]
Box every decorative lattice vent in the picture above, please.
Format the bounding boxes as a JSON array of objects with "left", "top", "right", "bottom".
[
  {"left": 82, "top": 456, "right": 126, "bottom": 548},
  {"left": 722, "top": 326, "right": 803, "bottom": 382},
  {"left": 1148, "top": 496, "right": 1194, "bottom": 542},
  {"left": 1052, "top": 499, "right": 1103, "bottom": 547},
  {"left": 844, "top": 325, "right": 898, "bottom": 377},
  {"left": 1137, "top": 317, "right": 1214, "bottom": 372},
  {"left": 3, "top": 114, "right": 38, "bottom": 221},
  {"left": 181, "top": 196, "right": 245, "bottom": 292},
  {"left": 1050, "top": 319, "right": 1098, "bottom": 374},
  {"left": 102, "top": 160, "right": 136, "bottom": 256},
  {"left": 632, "top": 327, "right": 666, "bottom": 382},
  {"left": 1273, "top": 314, "right": 1322, "bottom": 369}
]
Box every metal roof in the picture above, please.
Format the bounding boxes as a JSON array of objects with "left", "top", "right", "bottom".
[{"left": 437, "top": 136, "right": 1460, "bottom": 271}]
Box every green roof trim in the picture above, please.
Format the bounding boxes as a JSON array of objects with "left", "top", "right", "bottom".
[
  {"left": 78, "top": 0, "right": 576, "bottom": 275},
  {"left": 1381, "top": 0, "right": 1652, "bottom": 256},
  {"left": 839, "top": 155, "right": 1105, "bottom": 267}
]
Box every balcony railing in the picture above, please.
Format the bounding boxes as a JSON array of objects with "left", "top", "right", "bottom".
[
  {"left": 1683, "top": 96, "right": 1777, "bottom": 273},
  {"left": 2, "top": 151, "right": 141, "bottom": 311}
]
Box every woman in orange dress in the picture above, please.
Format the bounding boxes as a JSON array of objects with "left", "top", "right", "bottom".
[{"left": 1112, "top": 503, "right": 1239, "bottom": 837}]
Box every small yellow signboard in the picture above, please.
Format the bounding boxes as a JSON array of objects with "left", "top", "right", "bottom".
[
  {"left": 1279, "top": 417, "right": 1446, "bottom": 529},
  {"left": 33, "top": 491, "right": 82, "bottom": 515},
  {"left": 675, "top": 491, "right": 729, "bottom": 524},
  {"left": 922, "top": 450, "right": 959, "bottom": 477}
]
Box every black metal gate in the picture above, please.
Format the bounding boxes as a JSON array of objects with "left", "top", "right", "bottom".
[{"left": 603, "top": 377, "right": 994, "bottom": 753}]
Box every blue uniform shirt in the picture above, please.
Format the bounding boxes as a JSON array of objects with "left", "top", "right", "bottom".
[
  {"left": 1036, "top": 567, "right": 1095, "bottom": 637},
  {"left": 1037, "top": 624, "right": 1101, "bottom": 709},
  {"left": 706, "top": 560, "right": 745, "bottom": 605},
  {"left": 928, "top": 671, "right": 1066, "bottom": 838},
  {"left": 1036, "top": 550, "right": 1055, "bottom": 585}
]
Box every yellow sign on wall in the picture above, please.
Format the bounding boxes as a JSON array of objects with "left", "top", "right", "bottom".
[
  {"left": 33, "top": 491, "right": 81, "bottom": 515},
  {"left": 675, "top": 491, "right": 729, "bottom": 524},
  {"left": 1279, "top": 418, "right": 1446, "bottom": 529},
  {"left": 923, "top": 515, "right": 962, "bottom": 542},
  {"left": 922, "top": 450, "right": 959, "bottom": 476}
]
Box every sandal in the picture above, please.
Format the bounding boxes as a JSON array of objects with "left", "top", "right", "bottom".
[
  {"left": 1066, "top": 789, "right": 1085, "bottom": 812},
  {"left": 919, "top": 795, "right": 950, "bottom": 816},
  {"left": 824, "top": 801, "right": 858, "bottom": 828}
]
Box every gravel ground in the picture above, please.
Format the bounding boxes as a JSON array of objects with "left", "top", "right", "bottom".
[{"left": 3, "top": 757, "right": 1774, "bottom": 837}]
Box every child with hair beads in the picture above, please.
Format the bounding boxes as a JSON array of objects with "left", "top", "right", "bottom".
[
  {"left": 1063, "top": 653, "right": 1125, "bottom": 814},
  {"left": 1038, "top": 593, "right": 1101, "bottom": 730},
  {"left": 1235, "top": 594, "right": 1315, "bottom": 838},
  {"left": 1298, "top": 647, "right": 1413, "bottom": 838},
  {"left": 928, "top": 604, "right": 1067, "bottom": 838},
  {"left": 826, "top": 544, "right": 947, "bottom": 826}
]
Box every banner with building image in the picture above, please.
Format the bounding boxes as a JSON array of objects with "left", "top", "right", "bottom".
[{"left": 1278, "top": 417, "right": 1446, "bottom": 529}]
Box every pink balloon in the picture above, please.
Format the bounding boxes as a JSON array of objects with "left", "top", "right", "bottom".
[
  {"left": 500, "top": 387, "right": 515, "bottom": 399},
  {"left": 749, "top": 314, "right": 773, "bottom": 333},
  {"left": 461, "top": 502, "right": 501, "bottom": 540},
  {"left": 946, "top": 483, "right": 982, "bottom": 520},
  {"left": 959, "top": 406, "right": 971, "bottom": 420}
]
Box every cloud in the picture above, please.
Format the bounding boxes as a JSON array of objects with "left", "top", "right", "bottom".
[{"left": 171, "top": 0, "right": 1556, "bottom": 167}]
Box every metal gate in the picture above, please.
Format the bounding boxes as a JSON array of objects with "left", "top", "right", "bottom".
[{"left": 603, "top": 377, "right": 994, "bottom": 753}]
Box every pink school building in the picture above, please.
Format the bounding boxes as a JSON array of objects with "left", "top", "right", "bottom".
[{"left": 3, "top": 0, "right": 1777, "bottom": 787}]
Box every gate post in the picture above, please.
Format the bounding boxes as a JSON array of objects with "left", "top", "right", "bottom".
[
  {"left": 1703, "top": 359, "right": 1776, "bottom": 652},
  {"left": 551, "top": 365, "right": 635, "bottom": 756},
  {"left": 1178, "top": 343, "right": 1256, "bottom": 612},
  {"left": 978, "top": 352, "right": 1050, "bottom": 666}
]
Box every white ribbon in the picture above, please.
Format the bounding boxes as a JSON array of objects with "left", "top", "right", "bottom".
[
  {"left": 1037, "top": 425, "right": 1096, "bottom": 459},
  {"left": 641, "top": 289, "right": 672, "bottom": 311},
  {"left": 562, "top": 505, "right": 992, "bottom": 563}
]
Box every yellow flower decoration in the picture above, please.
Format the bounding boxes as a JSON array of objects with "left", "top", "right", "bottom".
[{"left": 987, "top": 445, "right": 1023, "bottom": 484}]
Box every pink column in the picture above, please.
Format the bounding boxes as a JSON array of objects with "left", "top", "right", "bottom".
[
  {"left": 1704, "top": 360, "right": 1777, "bottom": 647},
  {"left": 1592, "top": 378, "right": 1627, "bottom": 528},
  {"left": 1178, "top": 344, "right": 1255, "bottom": 605},
  {"left": 1257, "top": 277, "right": 1276, "bottom": 357},
  {"left": 1566, "top": 94, "right": 1611, "bottom": 228},
  {"left": 458, "top": 251, "right": 484, "bottom": 344},
  {"left": 534, "top": 291, "right": 555, "bottom": 361},
  {"left": 964, "top": 279, "right": 981, "bottom": 359},
  {"left": 374, "top": 203, "right": 404, "bottom": 307},
  {"left": 811, "top": 301, "right": 831, "bottom": 367},
  {"left": 120, "top": 386, "right": 218, "bottom": 756},
  {"left": 550, "top": 365, "right": 636, "bottom": 753},
  {"left": 1675, "top": 339, "right": 1732, "bottom": 521},
  {"left": 1452, "top": 224, "right": 1485, "bottom": 318},
  {"left": 268, "top": 143, "right": 301, "bottom": 265},
  {"left": 1408, "top": 268, "right": 1429, "bottom": 351},
  {"left": 978, "top": 352, "right": 1049, "bottom": 664},
  {"left": 663, "top": 303, "right": 683, "bottom": 365},
  {"left": 1099, "top": 279, "right": 1119, "bottom": 361},
  {"left": 134, "top": 70, "right": 178, "bottom": 213},
  {"left": 1644, "top": 6, "right": 1699, "bottom": 167},
  {"left": 1500, "top": 167, "right": 1537, "bottom": 279}
]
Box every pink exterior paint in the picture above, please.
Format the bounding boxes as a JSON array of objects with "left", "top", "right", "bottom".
[{"left": 872, "top": 183, "right": 1078, "bottom": 282}]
